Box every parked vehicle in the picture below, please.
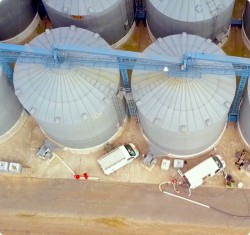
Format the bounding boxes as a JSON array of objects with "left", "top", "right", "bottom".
[
  {"left": 0, "top": 161, "right": 22, "bottom": 174},
  {"left": 97, "top": 143, "right": 139, "bottom": 175},
  {"left": 178, "top": 155, "right": 226, "bottom": 190}
]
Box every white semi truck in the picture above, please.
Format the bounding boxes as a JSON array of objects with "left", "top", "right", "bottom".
[{"left": 97, "top": 143, "right": 139, "bottom": 175}]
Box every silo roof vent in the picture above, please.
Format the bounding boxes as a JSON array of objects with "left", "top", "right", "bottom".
[
  {"left": 182, "top": 32, "right": 187, "bottom": 38},
  {"left": 179, "top": 125, "right": 187, "bottom": 133},
  {"left": 153, "top": 117, "right": 161, "bottom": 126},
  {"left": 63, "top": 6, "right": 69, "bottom": 13},
  {"left": 88, "top": 7, "right": 94, "bottom": 13},
  {"left": 195, "top": 4, "right": 203, "bottom": 13},
  {"left": 93, "top": 33, "right": 100, "bottom": 39},
  {"left": 70, "top": 25, "right": 76, "bottom": 31},
  {"left": 54, "top": 117, "right": 61, "bottom": 124},
  {"left": 30, "top": 108, "right": 36, "bottom": 115},
  {"left": 157, "top": 38, "right": 163, "bottom": 43},
  {"left": 81, "top": 113, "right": 88, "bottom": 120},
  {"left": 205, "top": 119, "right": 212, "bottom": 127},
  {"left": 224, "top": 101, "right": 231, "bottom": 109}
]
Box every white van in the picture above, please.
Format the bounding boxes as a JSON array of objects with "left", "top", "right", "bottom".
[
  {"left": 97, "top": 143, "right": 139, "bottom": 175},
  {"left": 178, "top": 155, "right": 226, "bottom": 190}
]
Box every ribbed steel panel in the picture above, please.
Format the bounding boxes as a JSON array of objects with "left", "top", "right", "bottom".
[
  {"left": 147, "top": 0, "right": 235, "bottom": 40},
  {"left": 131, "top": 34, "right": 236, "bottom": 156},
  {"left": 42, "top": 0, "right": 134, "bottom": 44},
  {"left": 243, "top": 1, "right": 250, "bottom": 41},
  {"left": 0, "top": 68, "right": 23, "bottom": 135},
  {"left": 0, "top": 0, "right": 37, "bottom": 40},
  {"left": 239, "top": 80, "right": 250, "bottom": 146},
  {"left": 13, "top": 27, "right": 122, "bottom": 149}
]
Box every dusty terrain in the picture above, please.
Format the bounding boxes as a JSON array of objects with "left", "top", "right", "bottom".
[{"left": 0, "top": 214, "right": 249, "bottom": 235}]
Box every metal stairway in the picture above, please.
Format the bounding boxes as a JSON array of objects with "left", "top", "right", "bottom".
[
  {"left": 228, "top": 74, "right": 249, "bottom": 122},
  {"left": 206, "top": 0, "right": 226, "bottom": 39},
  {"left": 124, "top": 89, "right": 139, "bottom": 121}
]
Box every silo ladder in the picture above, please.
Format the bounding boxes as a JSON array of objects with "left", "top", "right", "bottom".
[
  {"left": 112, "top": 88, "right": 127, "bottom": 125},
  {"left": 124, "top": 91, "right": 139, "bottom": 122},
  {"left": 228, "top": 74, "right": 249, "bottom": 123}
]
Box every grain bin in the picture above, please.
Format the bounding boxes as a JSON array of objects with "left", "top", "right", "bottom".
[
  {"left": 238, "top": 80, "right": 250, "bottom": 148},
  {"left": 0, "top": 67, "right": 23, "bottom": 136},
  {"left": 42, "top": 0, "right": 134, "bottom": 45},
  {"left": 146, "top": 0, "right": 235, "bottom": 42},
  {"left": 0, "top": 0, "right": 40, "bottom": 44},
  {"left": 13, "top": 26, "right": 124, "bottom": 149},
  {"left": 131, "top": 33, "right": 236, "bottom": 157},
  {"left": 242, "top": 0, "right": 250, "bottom": 51}
]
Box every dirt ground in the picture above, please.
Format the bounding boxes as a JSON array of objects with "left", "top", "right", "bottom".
[{"left": 0, "top": 214, "right": 249, "bottom": 235}]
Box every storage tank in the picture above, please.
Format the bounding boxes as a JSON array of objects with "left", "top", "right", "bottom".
[
  {"left": 0, "top": 0, "right": 40, "bottom": 44},
  {"left": 42, "top": 0, "right": 134, "bottom": 45},
  {"left": 146, "top": 0, "right": 235, "bottom": 42},
  {"left": 242, "top": 0, "right": 250, "bottom": 50},
  {"left": 13, "top": 26, "right": 124, "bottom": 149},
  {"left": 0, "top": 67, "right": 23, "bottom": 136},
  {"left": 238, "top": 80, "right": 250, "bottom": 148},
  {"left": 131, "top": 33, "right": 236, "bottom": 157}
]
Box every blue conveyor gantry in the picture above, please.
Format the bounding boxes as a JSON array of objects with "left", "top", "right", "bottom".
[{"left": 1, "top": 42, "right": 250, "bottom": 122}]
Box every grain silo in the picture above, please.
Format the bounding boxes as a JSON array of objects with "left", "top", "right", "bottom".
[
  {"left": 131, "top": 33, "right": 236, "bottom": 157},
  {"left": 42, "top": 0, "right": 134, "bottom": 45},
  {"left": 242, "top": 0, "right": 250, "bottom": 51},
  {"left": 13, "top": 26, "right": 124, "bottom": 149},
  {"left": 0, "top": 0, "right": 40, "bottom": 44},
  {"left": 238, "top": 81, "right": 250, "bottom": 148},
  {"left": 146, "top": 0, "right": 235, "bottom": 42},
  {"left": 0, "top": 67, "right": 23, "bottom": 136}
]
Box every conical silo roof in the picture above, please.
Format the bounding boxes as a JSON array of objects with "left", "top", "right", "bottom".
[
  {"left": 148, "top": 0, "right": 233, "bottom": 22},
  {"left": 42, "top": 0, "right": 134, "bottom": 44},
  {"left": 14, "top": 26, "right": 121, "bottom": 149},
  {"left": 146, "top": 0, "right": 235, "bottom": 40},
  {"left": 132, "top": 33, "right": 236, "bottom": 156},
  {"left": 43, "top": 0, "right": 119, "bottom": 15}
]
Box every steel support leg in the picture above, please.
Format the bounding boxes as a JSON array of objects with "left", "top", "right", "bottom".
[{"left": 0, "top": 61, "right": 13, "bottom": 81}]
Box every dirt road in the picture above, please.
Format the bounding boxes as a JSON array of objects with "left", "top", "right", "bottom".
[
  {"left": 1, "top": 177, "right": 250, "bottom": 234},
  {"left": 0, "top": 214, "right": 249, "bottom": 235}
]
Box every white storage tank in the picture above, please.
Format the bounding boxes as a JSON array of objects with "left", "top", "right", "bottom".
[
  {"left": 42, "top": 0, "right": 134, "bottom": 45},
  {"left": 13, "top": 26, "right": 124, "bottom": 149},
  {"left": 242, "top": 0, "right": 250, "bottom": 50},
  {"left": 146, "top": 0, "right": 235, "bottom": 42},
  {"left": 238, "top": 80, "right": 250, "bottom": 148},
  {"left": 0, "top": 0, "right": 40, "bottom": 44},
  {"left": 131, "top": 33, "right": 236, "bottom": 157},
  {"left": 0, "top": 67, "right": 23, "bottom": 136}
]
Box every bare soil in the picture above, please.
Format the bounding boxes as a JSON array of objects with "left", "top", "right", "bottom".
[{"left": 0, "top": 214, "right": 249, "bottom": 235}]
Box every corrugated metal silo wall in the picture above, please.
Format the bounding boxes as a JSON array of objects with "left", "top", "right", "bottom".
[
  {"left": 43, "top": 0, "right": 134, "bottom": 44},
  {"left": 239, "top": 83, "right": 250, "bottom": 145},
  {"left": 243, "top": 1, "right": 250, "bottom": 40},
  {"left": 0, "top": 70, "right": 22, "bottom": 135},
  {"left": 138, "top": 110, "right": 227, "bottom": 156},
  {"left": 146, "top": 0, "right": 234, "bottom": 40},
  {"left": 38, "top": 105, "right": 120, "bottom": 149},
  {"left": 0, "top": 0, "right": 37, "bottom": 40}
]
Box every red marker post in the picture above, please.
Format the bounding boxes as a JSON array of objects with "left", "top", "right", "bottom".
[
  {"left": 83, "top": 173, "right": 89, "bottom": 180},
  {"left": 74, "top": 174, "right": 80, "bottom": 180}
]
